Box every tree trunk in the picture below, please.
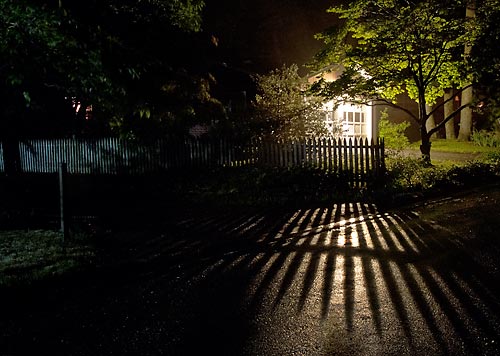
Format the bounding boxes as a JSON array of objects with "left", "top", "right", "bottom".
[
  {"left": 419, "top": 97, "right": 432, "bottom": 165},
  {"left": 420, "top": 133, "right": 432, "bottom": 166},
  {"left": 444, "top": 89, "right": 456, "bottom": 139},
  {"left": 458, "top": 1, "right": 475, "bottom": 141},
  {"left": 458, "top": 88, "right": 473, "bottom": 141},
  {"left": 425, "top": 104, "right": 437, "bottom": 140}
]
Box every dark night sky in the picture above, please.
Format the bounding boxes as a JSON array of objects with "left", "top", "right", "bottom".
[{"left": 202, "top": 0, "right": 339, "bottom": 74}]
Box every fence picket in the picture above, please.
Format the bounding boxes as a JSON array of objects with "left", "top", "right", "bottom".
[
  {"left": 348, "top": 138, "right": 353, "bottom": 182},
  {"left": 359, "top": 138, "right": 367, "bottom": 182},
  {"left": 375, "top": 138, "right": 381, "bottom": 178},
  {"left": 370, "top": 138, "right": 376, "bottom": 179},
  {"left": 1, "top": 137, "right": 384, "bottom": 185},
  {"left": 0, "top": 142, "right": 3, "bottom": 172}
]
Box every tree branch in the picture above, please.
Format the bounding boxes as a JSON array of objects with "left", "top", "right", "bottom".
[
  {"left": 428, "top": 102, "right": 470, "bottom": 136},
  {"left": 423, "top": 44, "right": 447, "bottom": 88},
  {"left": 370, "top": 98, "right": 420, "bottom": 123},
  {"left": 325, "top": 83, "right": 472, "bottom": 135},
  {"left": 426, "top": 83, "right": 473, "bottom": 118}
]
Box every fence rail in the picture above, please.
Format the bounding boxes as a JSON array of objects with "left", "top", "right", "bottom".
[{"left": 0, "top": 137, "right": 385, "bottom": 183}]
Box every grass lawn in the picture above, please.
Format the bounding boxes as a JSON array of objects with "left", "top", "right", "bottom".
[
  {"left": 408, "top": 139, "right": 499, "bottom": 154},
  {"left": 0, "top": 229, "right": 96, "bottom": 288}
]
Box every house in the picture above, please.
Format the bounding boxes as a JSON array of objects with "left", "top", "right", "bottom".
[{"left": 307, "top": 65, "right": 378, "bottom": 141}]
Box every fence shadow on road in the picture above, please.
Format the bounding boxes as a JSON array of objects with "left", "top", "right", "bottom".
[{"left": 157, "top": 202, "right": 500, "bottom": 355}]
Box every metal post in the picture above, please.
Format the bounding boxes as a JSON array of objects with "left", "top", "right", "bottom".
[{"left": 59, "top": 162, "right": 68, "bottom": 241}]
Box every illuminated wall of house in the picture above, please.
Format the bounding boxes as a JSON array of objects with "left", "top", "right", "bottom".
[
  {"left": 322, "top": 101, "right": 373, "bottom": 140},
  {"left": 308, "top": 66, "right": 374, "bottom": 140}
]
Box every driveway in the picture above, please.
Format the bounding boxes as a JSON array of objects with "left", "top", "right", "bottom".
[{"left": 2, "top": 184, "right": 500, "bottom": 355}]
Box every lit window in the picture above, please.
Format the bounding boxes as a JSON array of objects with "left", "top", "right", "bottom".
[{"left": 343, "top": 111, "right": 367, "bottom": 138}]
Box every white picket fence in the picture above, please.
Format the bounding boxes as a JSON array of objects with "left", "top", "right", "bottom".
[{"left": 0, "top": 137, "right": 385, "bottom": 182}]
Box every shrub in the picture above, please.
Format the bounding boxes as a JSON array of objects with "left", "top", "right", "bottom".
[
  {"left": 378, "top": 109, "right": 410, "bottom": 157},
  {"left": 446, "top": 161, "right": 496, "bottom": 186},
  {"left": 386, "top": 157, "right": 448, "bottom": 191},
  {"left": 486, "top": 151, "right": 500, "bottom": 166},
  {"left": 181, "top": 166, "right": 361, "bottom": 208},
  {"left": 471, "top": 130, "right": 500, "bottom": 147},
  {"left": 253, "top": 64, "right": 330, "bottom": 140},
  {"left": 384, "top": 154, "right": 500, "bottom": 203}
]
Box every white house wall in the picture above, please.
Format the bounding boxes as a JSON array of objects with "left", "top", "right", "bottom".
[
  {"left": 322, "top": 100, "right": 373, "bottom": 141},
  {"left": 309, "top": 66, "right": 374, "bottom": 141}
]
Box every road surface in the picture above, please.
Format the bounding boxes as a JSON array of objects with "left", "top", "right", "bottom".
[{"left": 2, "top": 184, "right": 500, "bottom": 355}]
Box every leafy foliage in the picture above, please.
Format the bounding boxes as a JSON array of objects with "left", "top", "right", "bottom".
[
  {"left": 109, "top": 71, "right": 226, "bottom": 141},
  {"left": 386, "top": 157, "right": 448, "bottom": 190},
  {"left": 485, "top": 150, "right": 500, "bottom": 168},
  {"left": 471, "top": 129, "right": 500, "bottom": 148},
  {"left": 253, "top": 64, "right": 329, "bottom": 140},
  {"left": 0, "top": 0, "right": 207, "bottom": 139},
  {"left": 378, "top": 109, "right": 410, "bottom": 154},
  {"left": 315, "top": 0, "right": 470, "bottom": 101},
  {"left": 0, "top": 0, "right": 112, "bottom": 136},
  {"left": 384, "top": 155, "right": 499, "bottom": 203},
  {"left": 472, "top": 0, "right": 500, "bottom": 123},
  {"left": 313, "top": 0, "right": 474, "bottom": 163},
  {"left": 180, "top": 166, "right": 357, "bottom": 208}
]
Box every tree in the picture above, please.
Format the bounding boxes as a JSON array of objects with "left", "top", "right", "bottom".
[
  {"left": 253, "top": 64, "right": 329, "bottom": 140},
  {"left": 444, "top": 89, "right": 456, "bottom": 139},
  {"left": 0, "top": 0, "right": 206, "bottom": 127},
  {"left": 458, "top": 0, "right": 476, "bottom": 141},
  {"left": 313, "top": 0, "right": 474, "bottom": 164},
  {"left": 0, "top": 0, "right": 111, "bottom": 174},
  {"left": 109, "top": 70, "right": 226, "bottom": 141},
  {"left": 0, "top": 0, "right": 207, "bottom": 173},
  {"left": 470, "top": 0, "right": 500, "bottom": 128}
]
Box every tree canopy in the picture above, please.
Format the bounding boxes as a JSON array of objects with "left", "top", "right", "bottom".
[
  {"left": 253, "top": 64, "right": 328, "bottom": 141},
  {"left": 1, "top": 0, "right": 224, "bottom": 174},
  {"left": 313, "top": 0, "right": 475, "bottom": 163},
  {"left": 0, "top": 0, "right": 211, "bottom": 140},
  {"left": 471, "top": 0, "right": 500, "bottom": 126}
]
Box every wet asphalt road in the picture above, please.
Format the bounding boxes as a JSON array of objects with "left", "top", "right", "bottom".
[{"left": 2, "top": 184, "right": 500, "bottom": 355}]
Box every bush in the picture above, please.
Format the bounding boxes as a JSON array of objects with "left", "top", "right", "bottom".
[
  {"left": 378, "top": 109, "right": 410, "bottom": 156},
  {"left": 167, "top": 158, "right": 500, "bottom": 210},
  {"left": 181, "top": 166, "right": 361, "bottom": 208},
  {"left": 486, "top": 150, "right": 500, "bottom": 166},
  {"left": 446, "top": 162, "right": 496, "bottom": 186},
  {"left": 471, "top": 130, "right": 500, "bottom": 147},
  {"left": 384, "top": 156, "right": 500, "bottom": 203},
  {"left": 386, "top": 157, "right": 448, "bottom": 191}
]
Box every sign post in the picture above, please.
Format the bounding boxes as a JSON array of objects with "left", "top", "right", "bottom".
[{"left": 59, "top": 162, "right": 68, "bottom": 242}]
